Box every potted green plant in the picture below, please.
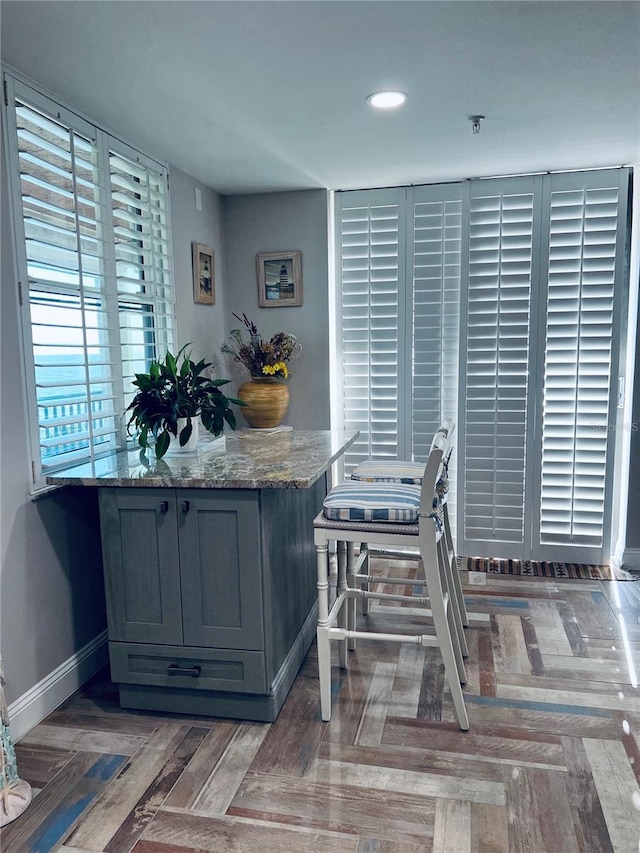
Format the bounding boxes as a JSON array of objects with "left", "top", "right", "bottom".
[{"left": 125, "top": 344, "right": 245, "bottom": 458}]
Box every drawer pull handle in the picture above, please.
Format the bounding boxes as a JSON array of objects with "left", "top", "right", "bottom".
[
  {"left": 168, "top": 664, "right": 201, "bottom": 677},
  {"left": 159, "top": 501, "right": 169, "bottom": 513},
  {"left": 181, "top": 500, "right": 190, "bottom": 513}
]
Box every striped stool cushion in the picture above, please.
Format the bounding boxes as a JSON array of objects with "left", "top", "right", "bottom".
[
  {"left": 351, "top": 460, "right": 450, "bottom": 505},
  {"left": 323, "top": 482, "right": 421, "bottom": 523},
  {"left": 351, "top": 460, "right": 423, "bottom": 485}
]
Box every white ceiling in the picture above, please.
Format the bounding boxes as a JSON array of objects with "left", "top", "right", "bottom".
[{"left": 1, "top": 1, "right": 639, "bottom": 194}]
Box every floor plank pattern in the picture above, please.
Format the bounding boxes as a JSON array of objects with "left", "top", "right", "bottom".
[{"left": 3, "top": 567, "right": 640, "bottom": 852}]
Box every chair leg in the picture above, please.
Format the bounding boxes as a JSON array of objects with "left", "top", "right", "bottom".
[
  {"left": 337, "top": 541, "right": 348, "bottom": 668},
  {"left": 422, "top": 537, "right": 469, "bottom": 731},
  {"left": 436, "top": 539, "right": 467, "bottom": 681},
  {"left": 346, "top": 541, "right": 357, "bottom": 651},
  {"left": 444, "top": 507, "right": 469, "bottom": 628},
  {"left": 438, "top": 537, "right": 468, "bottom": 659},
  {"left": 446, "top": 587, "right": 467, "bottom": 684},
  {"left": 316, "top": 540, "right": 332, "bottom": 721},
  {"left": 356, "top": 541, "right": 370, "bottom": 616}
]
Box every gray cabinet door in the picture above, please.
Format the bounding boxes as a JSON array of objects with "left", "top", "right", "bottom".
[
  {"left": 178, "top": 490, "right": 264, "bottom": 650},
  {"left": 99, "top": 489, "right": 183, "bottom": 645}
]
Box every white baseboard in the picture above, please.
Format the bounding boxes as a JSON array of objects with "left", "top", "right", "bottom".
[
  {"left": 622, "top": 548, "right": 640, "bottom": 572},
  {"left": 7, "top": 630, "right": 108, "bottom": 742}
]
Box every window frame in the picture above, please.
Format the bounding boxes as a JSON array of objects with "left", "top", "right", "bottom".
[{"left": 2, "top": 70, "right": 176, "bottom": 493}]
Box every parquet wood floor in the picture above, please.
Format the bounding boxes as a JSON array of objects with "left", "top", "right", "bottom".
[{"left": 3, "top": 567, "right": 640, "bottom": 852}]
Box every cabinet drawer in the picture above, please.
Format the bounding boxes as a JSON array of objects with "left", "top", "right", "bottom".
[{"left": 109, "top": 642, "right": 266, "bottom": 694}]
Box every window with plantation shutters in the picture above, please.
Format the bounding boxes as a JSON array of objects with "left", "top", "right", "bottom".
[
  {"left": 337, "top": 189, "right": 405, "bottom": 472},
  {"left": 11, "top": 89, "right": 120, "bottom": 476},
  {"left": 410, "top": 185, "right": 462, "bottom": 535},
  {"left": 4, "top": 75, "right": 175, "bottom": 490},
  {"left": 532, "top": 171, "right": 628, "bottom": 560},
  {"left": 460, "top": 178, "right": 536, "bottom": 557},
  {"left": 336, "top": 186, "right": 460, "bottom": 481},
  {"left": 410, "top": 188, "right": 462, "bottom": 458},
  {"left": 334, "top": 168, "right": 630, "bottom": 566},
  {"left": 109, "top": 146, "right": 175, "bottom": 409}
]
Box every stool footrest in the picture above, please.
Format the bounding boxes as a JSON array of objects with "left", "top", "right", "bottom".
[
  {"left": 353, "top": 573, "right": 424, "bottom": 586},
  {"left": 359, "top": 589, "right": 430, "bottom": 606},
  {"left": 328, "top": 627, "right": 439, "bottom": 647},
  {"left": 365, "top": 547, "right": 421, "bottom": 561}
]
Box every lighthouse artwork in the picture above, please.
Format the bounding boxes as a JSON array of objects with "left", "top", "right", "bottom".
[{"left": 257, "top": 251, "right": 303, "bottom": 307}]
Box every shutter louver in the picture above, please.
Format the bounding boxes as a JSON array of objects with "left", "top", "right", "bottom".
[
  {"left": 16, "top": 99, "right": 119, "bottom": 472},
  {"left": 539, "top": 181, "right": 620, "bottom": 548},
  {"left": 338, "top": 191, "right": 402, "bottom": 472},
  {"left": 462, "top": 183, "right": 534, "bottom": 552}
]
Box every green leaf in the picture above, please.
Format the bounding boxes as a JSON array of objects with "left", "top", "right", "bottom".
[
  {"left": 138, "top": 426, "right": 149, "bottom": 448},
  {"left": 155, "top": 430, "right": 171, "bottom": 459},
  {"left": 176, "top": 342, "right": 192, "bottom": 361},
  {"left": 165, "top": 350, "right": 177, "bottom": 377},
  {"left": 178, "top": 419, "right": 193, "bottom": 446},
  {"left": 192, "top": 357, "right": 208, "bottom": 375}
]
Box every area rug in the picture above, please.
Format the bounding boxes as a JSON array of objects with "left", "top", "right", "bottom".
[{"left": 460, "top": 556, "right": 639, "bottom": 581}]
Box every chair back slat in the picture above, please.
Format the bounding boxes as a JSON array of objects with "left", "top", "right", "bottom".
[{"left": 430, "top": 418, "right": 455, "bottom": 451}]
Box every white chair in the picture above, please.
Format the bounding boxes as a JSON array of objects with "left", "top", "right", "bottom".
[
  {"left": 313, "top": 437, "right": 469, "bottom": 730},
  {"left": 350, "top": 419, "right": 468, "bottom": 635}
]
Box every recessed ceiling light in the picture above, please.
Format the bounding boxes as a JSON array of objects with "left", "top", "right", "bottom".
[{"left": 367, "top": 90, "right": 407, "bottom": 110}]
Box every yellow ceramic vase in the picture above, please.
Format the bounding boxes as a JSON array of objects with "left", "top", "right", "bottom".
[{"left": 237, "top": 378, "right": 290, "bottom": 429}]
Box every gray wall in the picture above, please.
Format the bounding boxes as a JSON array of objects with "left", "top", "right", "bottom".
[
  {"left": 1, "top": 142, "right": 106, "bottom": 704},
  {"left": 0, "top": 155, "right": 226, "bottom": 707},
  {"left": 222, "top": 190, "right": 330, "bottom": 429},
  {"left": 170, "top": 167, "right": 229, "bottom": 371}
]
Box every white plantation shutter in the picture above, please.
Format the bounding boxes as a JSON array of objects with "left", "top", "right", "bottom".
[
  {"left": 5, "top": 76, "right": 176, "bottom": 489},
  {"left": 533, "top": 170, "right": 629, "bottom": 560},
  {"left": 334, "top": 172, "right": 630, "bottom": 565},
  {"left": 337, "top": 189, "right": 405, "bottom": 472},
  {"left": 10, "top": 89, "right": 120, "bottom": 476},
  {"left": 410, "top": 184, "right": 463, "bottom": 534},
  {"left": 459, "top": 178, "right": 537, "bottom": 557},
  {"left": 109, "top": 145, "right": 175, "bottom": 407}
]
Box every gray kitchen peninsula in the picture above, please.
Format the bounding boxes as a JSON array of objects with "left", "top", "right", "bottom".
[{"left": 47, "top": 429, "right": 358, "bottom": 722}]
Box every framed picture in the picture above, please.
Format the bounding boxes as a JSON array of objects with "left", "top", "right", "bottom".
[
  {"left": 192, "top": 242, "right": 215, "bottom": 305},
  {"left": 256, "top": 250, "right": 302, "bottom": 308}
]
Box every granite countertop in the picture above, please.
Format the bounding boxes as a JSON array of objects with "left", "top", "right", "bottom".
[{"left": 45, "top": 429, "right": 359, "bottom": 489}]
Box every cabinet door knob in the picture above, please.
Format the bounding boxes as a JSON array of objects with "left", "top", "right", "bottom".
[
  {"left": 159, "top": 501, "right": 169, "bottom": 513},
  {"left": 181, "top": 500, "right": 190, "bottom": 513}
]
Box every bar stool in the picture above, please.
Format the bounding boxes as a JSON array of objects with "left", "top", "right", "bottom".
[
  {"left": 350, "top": 420, "right": 468, "bottom": 635},
  {"left": 313, "top": 438, "right": 469, "bottom": 730}
]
